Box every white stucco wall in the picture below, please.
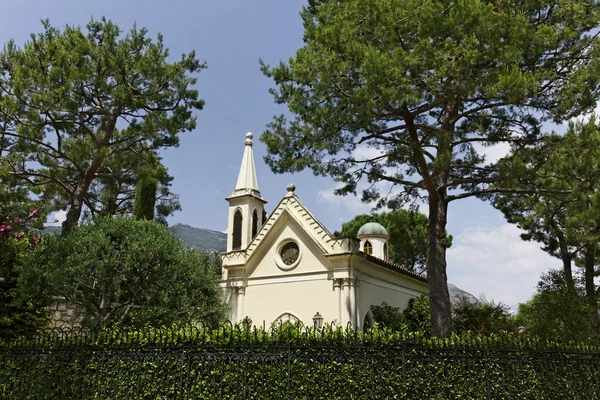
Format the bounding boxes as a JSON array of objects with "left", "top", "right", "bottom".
[
  {"left": 246, "top": 214, "right": 332, "bottom": 278},
  {"left": 359, "top": 236, "right": 388, "bottom": 260},
  {"left": 356, "top": 270, "right": 428, "bottom": 329},
  {"left": 242, "top": 276, "right": 335, "bottom": 327},
  {"left": 224, "top": 212, "right": 341, "bottom": 326},
  {"left": 221, "top": 196, "right": 429, "bottom": 330},
  {"left": 226, "top": 196, "right": 265, "bottom": 252}
]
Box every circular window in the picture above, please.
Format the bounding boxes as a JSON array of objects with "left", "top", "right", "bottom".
[
  {"left": 280, "top": 242, "right": 300, "bottom": 265},
  {"left": 275, "top": 239, "right": 302, "bottom": 270}
]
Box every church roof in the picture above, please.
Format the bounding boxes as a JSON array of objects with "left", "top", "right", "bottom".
[
  {"left": 363, "top": 254, "right": 428, "bottom": 283},
  {"left": 244, "top": 188, "right": 336, "bottom": 261},
  {"left": 228, "top": 132, "right": 264, "bottom": 200},
  {"left": 226, "top": 186, "right": 427, "bottom": 284},
  {"left": 357, "top": 220, "right": 388, "bottom": 237}
]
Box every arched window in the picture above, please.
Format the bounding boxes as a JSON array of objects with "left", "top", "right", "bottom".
[
  {"left": 383, "top": 243, "right": 388, "bottom": 260},
  {"left": 251, "top": 209, "right": 258, "bottom": 239},
  {"left": 272, "top": 312, "right": 302, "bottom": 330},
  {"left": 364, "top": 240, "right": 373, "bottom": 255},
  {"left": 232, "top": 210, "right": 243, "bottom": 250}
]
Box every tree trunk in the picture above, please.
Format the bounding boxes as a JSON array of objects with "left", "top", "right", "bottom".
[
  {"left": 61, "top": 155, "right": 107, "bottom": 235},
  {"left": 427, "top": 195, "right": 452, "bottom": 338},
  {"left": 62, "top": 185, "right": 88, "bottom": 235},
  {"left": 557, "top": 231, "right": 575, "bottom": 292},
  {"left": 584, "top": 244, "right": 598, "bottom": 325},
  {"left": 562, "top": 254, "right": 575, "bottom": 292}
]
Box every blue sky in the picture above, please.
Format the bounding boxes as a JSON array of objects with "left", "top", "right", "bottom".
[{"left": 2, "top": 0, "right": 570, "bottom": 309}]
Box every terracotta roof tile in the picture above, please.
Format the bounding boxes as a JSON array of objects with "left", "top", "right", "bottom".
[{"left": 363, "top": 253, "right": 428, "bottom": 283}]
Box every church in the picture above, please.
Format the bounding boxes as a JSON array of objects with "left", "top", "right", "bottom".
[{"left": 220, "top": 133, "right": 429, "bottom": 329}]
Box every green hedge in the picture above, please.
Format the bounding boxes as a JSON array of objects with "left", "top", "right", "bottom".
[{"left": 0, "top": 326, "right": 599, "bottom": 399}]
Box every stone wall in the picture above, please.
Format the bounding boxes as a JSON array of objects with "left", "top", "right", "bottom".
[{"left": 49, "top": 297, "right": 81, "bottom": 329}]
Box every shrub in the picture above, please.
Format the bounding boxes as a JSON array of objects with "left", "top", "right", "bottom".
[
  {"left": 16, "top": 216, "right": 226, "bottom": 330},
  {"left": 0, "top": 325, "right": 598, "bottom": 399}
]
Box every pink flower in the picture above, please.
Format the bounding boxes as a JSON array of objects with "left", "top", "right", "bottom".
[
  {"left": 0, "top": 225, "right": 13, "bottom": 234},
  {"left": 16, "top": 232, "right": 25, "bottom": 240},
  {"left": 28, "top": 208, "right": 39, "bottom": 220},
  {"left": 33, "top": 236, "right": 40, "bottom": 245},
  {"left": 14, "top": 217, "right": 21, "bottom": 223}
]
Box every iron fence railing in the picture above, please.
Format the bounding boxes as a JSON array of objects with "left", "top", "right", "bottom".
[{"left": 1, "top": 327, "right": 599, "bottom": 399}]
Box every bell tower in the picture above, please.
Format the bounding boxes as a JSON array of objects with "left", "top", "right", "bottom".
[{"left": 225, "top": 132, "right": 267, "bottom": 252}]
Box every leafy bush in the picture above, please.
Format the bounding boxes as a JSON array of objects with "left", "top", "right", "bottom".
[
  {"left": 0, "top": 325, "right": 598, "bottom": 399},
  {"left": 403, "top": 295, "right": 432, "bottom": 334},
  {"left": 369, "top": 302, "right": 405, "bottom": 331},
  {"left": 0, "top": 236, "right": 48, "bottom": 338},
  {"left": 0, "top": 201, "right": 48, "bottom": 338},
  {"left": 517, "top": 269, "right": 599, "bottom": 342},
  {"left": 452, "top": 298, "right": 518, "bottom": 334},
  {"left": 16, "top": 216, "right": 226, "bottom": 330}
]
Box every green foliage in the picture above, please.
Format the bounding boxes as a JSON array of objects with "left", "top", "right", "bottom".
[
  {"left": 403, "top": 296, "right": 432, "bottom": 334},
  {"left": 452, "top": 298, "right": 518, "bottom": 335},
  {"left": 0, "top": 17, "right": 204, "bottom": 233},
  {"left": 16, "top": 216, "right": 226, "bottom": 330},
  {"left": 260, "top": 0, "right": 600, "bottom": 338},
  {"left": 0, "top": 325, "right": 599, "bottom": 399},
  {"left": 402, "top": 296, "right": 519, "bottom": 336},
  {"left": 131, "top": 151, "right": 177, "bottom": 223},
  {"left": 494, "top": 118, "right": 600, "bottom": 320},
  {"left": 0, "top": 236, "right": 48, "bottom": 339},
  {"left": 132, "top": 180, "right": 157, "bottom": 221},
  {"left": 0, "top": 190, "right": 49, "bottom": 338},
  {"left": 369, "top": 302, "right": 404, "bottom": 331},
  {"left": 517, "top": 269, "right": 598, "bottom": 342},
  {"left": 336, "top": 209, "right": 452, "bottom": 274}
]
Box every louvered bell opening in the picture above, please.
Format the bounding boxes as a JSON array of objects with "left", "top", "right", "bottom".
[
  {"left": 251, "top": 209, "right": 258, "bottom": 239},
  {"left": 233, "top": 210, "right": 243, "bottom": 250}
]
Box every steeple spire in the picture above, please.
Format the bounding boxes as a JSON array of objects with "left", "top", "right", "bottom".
[
  {"left": 225, "top": 132, "right": 266, "bottom": 253},
  {"left": 231, "top": 132, "right": 263, "bottom": 199}
]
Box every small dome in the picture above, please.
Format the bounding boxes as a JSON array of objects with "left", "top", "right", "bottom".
[{"left": 357, "top": 221, "right": 388, "bottom": 237}]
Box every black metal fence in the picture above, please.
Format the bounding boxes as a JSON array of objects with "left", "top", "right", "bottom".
[{"left": 1, "top": 327, "right": 599, "bottom": 399}]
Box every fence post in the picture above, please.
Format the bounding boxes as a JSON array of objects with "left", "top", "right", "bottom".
[
  {"left": 287, "top": 343, "right": 291, "bottom": 400},
  {"left": 402, "top": 347, "right": 406, "bottom": 389},
  {"left": 179, "top": 348, "right": 185, "bottom": 400},
  {"left": 485, "top": 349, "right": 490, "bottom": 400},
  {"left": 27, "top": 347, "right": 39, "bottom": 398}
]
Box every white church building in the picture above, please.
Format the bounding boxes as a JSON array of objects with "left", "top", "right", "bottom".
[{"left": 220, "top": 133, "right": 429, "bottom": 329}]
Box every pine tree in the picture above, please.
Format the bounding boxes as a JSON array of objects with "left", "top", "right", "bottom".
[
  {"left": 0, "top": 18, "right": 204, "bottom": 234},
  {"left": 260, "top": 0, "right": 600, "bottom": 337}
]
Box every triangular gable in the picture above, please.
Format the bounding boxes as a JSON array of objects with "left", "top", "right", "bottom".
[
  {"left": 244, "top": 194, "right": 335, "bottom": 263},
  {"left": 244, "top": 212, "right": 334, "bottom": 277}
]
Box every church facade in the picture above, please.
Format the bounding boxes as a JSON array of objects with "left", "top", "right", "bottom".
[{"left": 220, "top": 133, "right": 428, "bottom": 329}]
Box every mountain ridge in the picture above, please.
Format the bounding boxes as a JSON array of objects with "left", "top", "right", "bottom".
[{"left": 169, "top": 223, "right": 227, "bottom": 253}]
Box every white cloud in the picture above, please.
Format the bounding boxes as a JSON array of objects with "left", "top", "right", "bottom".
[
  {"left": 447, "top": 223, "right": 559, "bottom": 310},
  {"left": 352, "top": 145, "right": 384, "bottom": 162},
  {"left": 317, "top": 185, "right": 375, "bottom": 215},
  {"left": 45, "top": 210, "right": 67, "bottom": 227},
  {"left": 569, "top": 101, "right": 600, "bottom": 124},
  {"left": 473, "top": 142, "right": 511, "bottom": 164}
]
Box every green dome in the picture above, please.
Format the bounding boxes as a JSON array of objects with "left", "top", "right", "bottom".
[{"left": 357, "top": 221, "right": 388, "bottom": 237}]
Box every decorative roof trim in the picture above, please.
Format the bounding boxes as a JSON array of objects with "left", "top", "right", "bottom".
[
  {"left": 243, "top": 194, "right": 334, "bottom": 262},
  {"left": 357, "top": 234, "right": 389, "bottom": 240},
  {"left": 363, "top": 253, "right": 428, "bottom": 283}
]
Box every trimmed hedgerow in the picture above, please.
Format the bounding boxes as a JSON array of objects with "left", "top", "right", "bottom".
[{"left": 0, "top": 325, "right": 598, "bottom": 399}]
